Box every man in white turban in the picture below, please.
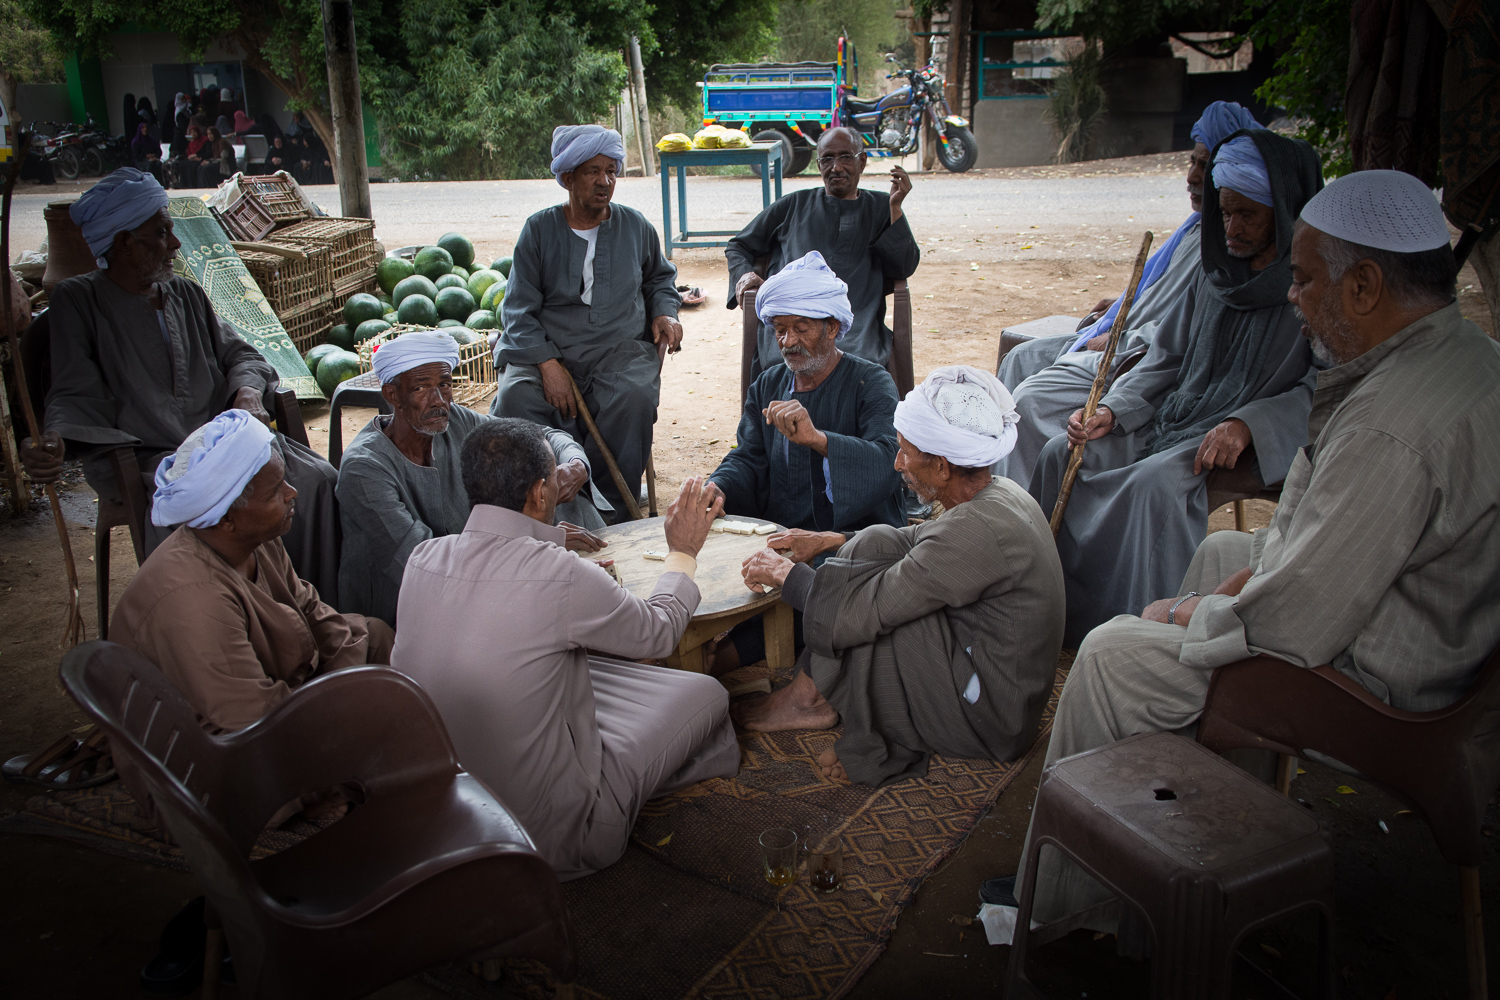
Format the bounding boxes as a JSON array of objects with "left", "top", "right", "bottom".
[
  {"left": 490, "top": 124, "right": 681, "bottom": 519},
  {"left": 993, "top": 168, "right": 1500, "bottom": 939},
  {"left": 19, "top": 167, "right": 341, "bottom": 601},
  {"left": 338, "top": 331, "right": 606, "bottom": 625},
  {"left": 110, "top": 410, "right": 393, "bottom": 739},
  {"left": 733, "top": 365, "right": 1066, "bottom": 787},
  {"left": 700, "top": 251, "right": 905, "bottom": 672}
]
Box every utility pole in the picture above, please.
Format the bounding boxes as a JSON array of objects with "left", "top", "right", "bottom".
[
  {"left": 627, "top": 36, "right": 655, "bottom": 178},
  {"left": 322, "top": 0, "right": 372, "bottom": 218}
]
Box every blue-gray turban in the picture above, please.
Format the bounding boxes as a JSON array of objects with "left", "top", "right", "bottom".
[
  {"left": 69, "top": 167, "right": 170, "bottom": 268},
  {"left": 550, "top": 125, "right": 626, "bottom": 187},
  {"left": 372, "top": 330, "right": 462, "bottom": 384},
  {"left": 1190, "top": 101, "right": 1261, "bottom": 152},
  {"left": 151, "top": 410, "right": 275, "bottom": 529},
  {"left": 754, "top": 251, "right": 854, "bottom": 337},
  {"left": 1212, "top": 135, "right": 1273, "bottom": 207}
]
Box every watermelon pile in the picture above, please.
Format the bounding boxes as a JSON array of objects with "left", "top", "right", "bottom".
[{"left": 370, "top": 232, "right": 511, "bottom": 340}]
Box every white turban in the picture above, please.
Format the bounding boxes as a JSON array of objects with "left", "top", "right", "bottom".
[
  {"left": 894, "top": 365, "right": 1019, "bottom": 467},
  {"left": 550, "top": 125, "right": 626, "bottom": 187},
  {"left": 754, "top": 251, "right": 854, "bottom": 337},
  {"left": 1299, "top": 169, "right": 1450, "bottom": 253},
  {"left": 371, "top": 330, "right": 461, "bottom": 384},
  {"left": 151, "top": 410, "right": 275, "bottom": 529},
  {"left": 69, "top": 167, "right": 170, "bottom": 268},
  {"left": 1211, "top": 135, "right": 1273, "bottom": 208}
]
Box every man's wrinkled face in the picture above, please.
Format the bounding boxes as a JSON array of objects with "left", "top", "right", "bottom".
[
  {"left": 1186, "top": 142, "right": 1210, "bottom": 213},
  {"left": 1289, "top": 224, "right": 1362, "bottom": 366},
  {"left": 893, "top": 433, "right": 942, "bottom": 502},
  {"left": 386, "top": 363, "right": 453, "bottom": 437},
  {"left": 773, "top": 315, "right": 839, "bottom": 375},
  {"left": 816, "top": 128, "right": 866, "bottom": 199},
  {"left": 563, "top": 154, "right": 618, "bottom": 213},
  {"left": 115, "top": 209, "right": 181, "bottom": 284},
  {"left": 1221, "top": 188, "right": 1276, "bottom": 265},
  {"left": 226, "top": 451, "right": 297, "bottom": 543}
]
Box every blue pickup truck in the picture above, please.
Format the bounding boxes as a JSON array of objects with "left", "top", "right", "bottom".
[{"left": 699, "top": 37, "right": 977, "bottom": 174}]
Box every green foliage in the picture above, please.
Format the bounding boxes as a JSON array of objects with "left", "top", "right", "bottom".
[
  {"left": 1243, "top": 0, "right": 1351, "bottom": 175},
  {"left": 378, "top": 0, "right": 627, "bottom": 180},
  {"left": 643, "top": 0, "right": 779, "bottom": 111},
  {"left": 777, "top": 0, "right": 905, "bottom": 94},
  {"left": 1045, "top": 39, "right": 1107, "bottom": 162},
  {"left": 0, "top": 0, "right": 65, "bottom": 89},
  {"left": 1034, "top": 0, "right": 1241, "bottom": 51}
]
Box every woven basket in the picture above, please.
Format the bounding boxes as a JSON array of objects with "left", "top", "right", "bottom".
[
  {"left": 358, "top": 324, "right": 496, "bottom": 408},
  {"left": 240, "top": 174, "right": 315, "bottom": 224},
  {"left": 238, "top": 244, "right": 334, "bottom": 320},
  {"left": 281, "top": 308, "right": 333, "bottom": 354},
  {"left": 217, "top": 193, "right": 276, "bottom": 241},
  {"left": 275, "top": 217, "right": 381, "bottom": 292}
]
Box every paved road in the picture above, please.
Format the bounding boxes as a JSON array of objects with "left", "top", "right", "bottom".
[{"left": 8, "top": 160, "right": 1195, "bottom": 269}]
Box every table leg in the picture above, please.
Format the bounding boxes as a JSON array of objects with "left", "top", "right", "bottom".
[
  {"left": 763, "top": 601, "right": 795, "bottom": 675},
  {"left": 677, "top": 166, "right": 688, "bottom": 241},
  {"left": 661, "top": 164, "right": 673, "bottom": 258},
  {"left": 760, "top": 155, "right": 771, "bottom": 209},
  {"left": 669, "top": 638, "right": 706, "bottom": 673},
  {"left": 774, "top": 154, "right": 783, "bottom": 200}
]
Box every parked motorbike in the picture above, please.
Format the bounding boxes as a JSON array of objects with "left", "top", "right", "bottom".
[
  {"left": 37, "top": 116, "right": 125, "bottom": 180},
  {"left": 835, "top": 54, "right": 977, "bottom": 173}
]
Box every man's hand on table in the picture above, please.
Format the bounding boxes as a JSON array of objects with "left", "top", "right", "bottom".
[
  {"left": 560, "top": 521, "right": 606, "bottom": 553},
  {"left": 230, "top": 387, "right": 272, "bottom": 426},
  {"left": 764, "top": 400, "right": 828, "bottom": 455},
  {"left": 1066, "top": 405, "right": 1114, "bottom": 447},
  {"left": 664, "top": 476, "right": 724, "bottom": 559},
  {"left": 734, "top": 271, "right": 764, "bottom": 307},
  {"left": 538, "top": 359, "right": 577, "bottom": 419},
  {"left": 556, "top": 458, "right": 589, "bottom": 504},
  {"left": 743, "top": 548, "right": 794, "bottom": 592},
  {"left": 1141, "top": 566, "right": 1255, "bottom": 626},
  {"left": 1193, "top": 418, "right": 1251, "bottom": 476},
  {"left": 652, "top": 314, "right": 684, "bottom": 354},
  {"left": 19, "top": 430, "right": 65, "bottom": 484},
  {"left": 766, "top": 528, "right": 845, "bottom": 564}
]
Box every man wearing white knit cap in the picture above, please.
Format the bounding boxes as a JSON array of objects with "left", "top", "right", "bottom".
[
  {"left": 735, "top": 365, "right": 1065, "bottom": 787},
  {"left": 994, "top": 169, "right": 1500, "bottom": 935},
  {"left": 338, "top": 331, "right": 605, "bottom": 624}
]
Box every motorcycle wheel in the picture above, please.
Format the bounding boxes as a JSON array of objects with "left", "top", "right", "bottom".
[
  {"left": 55, "top": 147, "right": 81, "bottom": 181},
  {"left": 937, "top": 124, "right": 978, "bottom": 173},
  {"left": 83, "top": 147, "right": 106, "bottom": 177},
  {"left": 749, "top": 130, "right": 797, "bottom": 179}
]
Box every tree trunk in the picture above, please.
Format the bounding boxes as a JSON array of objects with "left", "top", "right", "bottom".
[
  {"left": 1469, "top": 234, "right": 1500, "bottom": 339},
  {"left": 628, "top": 36, "right": 654, "bottom": 178},
  {"left": 321, "top": 0, "right": 371, "bottom": 217},
  {"left": 0, "top": 70, "right": 18, "bottom": 131}
]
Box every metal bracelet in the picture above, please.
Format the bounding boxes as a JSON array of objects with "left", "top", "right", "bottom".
[{"left": 1167, "top": 592, "right": 1200, "bottom": 626}]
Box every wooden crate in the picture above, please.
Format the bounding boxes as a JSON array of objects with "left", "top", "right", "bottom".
[
  {"left": 358, "top": 324, "right": 495, "bottom": 408},
  {"left": 216, "top": 194, "right": 276, "bottom": 241},
  {"left": 240, "top": 173, "right": 314, "bottom": 225},
  {"left": 239, "top": 244, "right": 335, "bottom": 320},
  {"left": 281, "top": 307, "right": 333, "bottom": 354},
  {"left": 274, "top": 217, "right": 381, "bottom": 291}
]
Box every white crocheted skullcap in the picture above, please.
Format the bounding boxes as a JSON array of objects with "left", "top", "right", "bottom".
[{"left": 1299, "top": 170, "right": 1450, "bottom": 253}]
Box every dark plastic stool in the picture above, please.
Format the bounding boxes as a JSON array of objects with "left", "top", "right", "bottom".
[
  {"left": 1008, "top": 733, "right": 1336, "bottom": 999},
  {"left": 327, "top": 371, "right": 390, "bottom": 468}
]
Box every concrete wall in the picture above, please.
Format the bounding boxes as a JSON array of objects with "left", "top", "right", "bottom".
[
  {"left": 1094, "top": 57, "right": 1184, "bottom": 158},
  {"left": 974, "top": 99, "right": 1055, "bottom": 168},
  {"left": 95, "top": 32, "right": 294, "bottom": 135},
  {"left": 13, "top": 85, "right": 72, "bottom": 128}
]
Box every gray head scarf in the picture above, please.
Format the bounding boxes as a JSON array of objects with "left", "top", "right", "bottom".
[{"left": 1138, "top": 128, "right": 1324, "bottom": 457}]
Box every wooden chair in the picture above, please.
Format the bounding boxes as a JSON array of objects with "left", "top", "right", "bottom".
[
  {"left": 738, "top": 260, "right": 913, "bottom": 402},
  {"left": 61, "top": 641, "right": 578, "bottom": 1000},
  {"left": 1197, "top": 648, "right": 1500, "bottom": 999},
  {"left": 1205, "top": 444, "right": 1283, "bottom": 532}
]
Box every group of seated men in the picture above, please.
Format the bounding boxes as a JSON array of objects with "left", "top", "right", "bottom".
[{"left": 17, "top": 103, "right": 1500, "bottom": 927}]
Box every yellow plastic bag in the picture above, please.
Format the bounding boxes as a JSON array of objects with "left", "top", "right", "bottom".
[
  {"left": 693, "top": 125, "right": 728, "bottom": 149},
  {"left": 656, "top": 133, "right": 693, "bottom": 152},
  {"left": 717, "top": 129, "right": 751, "bottom": 149}
]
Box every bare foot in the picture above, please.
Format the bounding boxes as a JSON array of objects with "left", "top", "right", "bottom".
[
  {"left": 816, "top": 747, "right": 848, "bottom": 783},
  {"left": 703, "top": 634, "right": 742, "bottom": 677},
  {"left": 732, "top": 670, "right": 839, "bottom": 732}
]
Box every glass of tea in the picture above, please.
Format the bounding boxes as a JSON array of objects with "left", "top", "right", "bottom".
[
  {"left": 759, "top": 828, "right": 798, "bottom": 887},
  {"left": 805, "top": 821, "right": 843, "bottom": 894}
]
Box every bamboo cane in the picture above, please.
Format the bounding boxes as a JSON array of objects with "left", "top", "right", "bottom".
[
  {"left": 645, "top": 340, "right": 668, "bottom": 517},
  {"left": 2, "top": 131, "right": 86, "bottom": 646},
  {"left": 563, "top": 367, "right": 644, "bottom": 522},
  {"left": 1048, "top": 231, "right": 1155, "bottom": 538}
]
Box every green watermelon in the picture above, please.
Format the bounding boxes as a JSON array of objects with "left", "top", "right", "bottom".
[
  {"left": 467, "top": 268, "right": 502, "bottom": 300},
  {"left": 414, "top": 245, "right": 454, "bottom": 281},
  {"left": 377, "top": 255, "right": 415, "bottom": 294},
  {"left": 449, "top": 326, "right": 479, "bottom": 346},
  {"left": 435, "top": 273, "right": 466, "bottom": 291},
  {"left": 393, "top": 274, "right": 440, "bottom": 307},
  {"left": 437, "top": 232, "right": 475, "bottom": 269},
  {"left": 434, "top": 285, "right": 477, "bottom": 322},
  {"left": 382, "top": 311, "right": 399, "bottom": 324},
  {"left": 327, "top": 324, "right": 355, "bottom": 351},
  {"left": 354, "top": 318, "right": 391, "bottom": 343},
  {"left": 316, "top": 350, "right": 362, "bottom": 398},
  {"left": 343, "top": 292, "right": 385, "bottom": 327},
  {"left": 397, "top": 293, "right": 440, "bottom": 326},
  {"left": 465, "top": 309, "right": 498, "bottom": 330},
  {"left": 480, "top": 278, "right": 507, "bottom": 312},
  {"left": 304, "top": 343, "right": 341, "bottom": 375},
  {"left": 450, "top": 265, "right": 469, "bottom": 278},
  {"left": 437, "top": 318, "right": 463, "bottom": 328},
  {"left": 491, "top": 256, "right": 513, "bottom": 278}
]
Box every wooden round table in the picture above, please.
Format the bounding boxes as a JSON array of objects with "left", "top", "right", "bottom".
[{"left": 584, "top": 518, "right": 794, "bottom": 673}]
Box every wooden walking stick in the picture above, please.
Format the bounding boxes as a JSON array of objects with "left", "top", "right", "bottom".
[
  {"left": 1048, "top": 231, "right": 1155, "bottom": 538},
  {"left": 2, "top": 131, "right": 86, "bottom": 646},
  {"left": 562, "top": 366, "right": 644, "bottom": 522},
  {"left": 645, "top": 340, "right": 669, "bottom": 517}
]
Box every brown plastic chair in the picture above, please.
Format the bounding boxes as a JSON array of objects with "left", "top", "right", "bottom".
[
  {"left": 1197, "top": 649, "right": 1500, "bottom": 1000},
  {"left": 1204, "top": 444, "right": 1283, "bottom": 532},
  {"left": 739, "top": 260, "right": 913, "bottom": 402},
  {"left": 60, "top": 641, "right": 577, "bottom": 1000}
]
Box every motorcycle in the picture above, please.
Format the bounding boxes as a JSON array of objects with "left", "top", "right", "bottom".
[
  {"left": 835, "top": 54, "right": 977, "bottom": 173},
  {"left": 38, "top": 116, "right": 124, "bottom": 179}
]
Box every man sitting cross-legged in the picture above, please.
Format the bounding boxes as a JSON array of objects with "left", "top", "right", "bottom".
[
  {"left": 337, "top": 331, "right": 604, "bottom": 625},
  {"left": 391, "top": 423, "right": 740, "bottom": 880},
  {"left": 705, "top": 250, "right": 905, "bottom": 672},
  {"left": 735, "top": 366, "right": 1065, "bottom": 786}
]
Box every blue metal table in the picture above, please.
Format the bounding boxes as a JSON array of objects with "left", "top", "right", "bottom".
[{"left": 658, "top": 142, "right": 784, "bottom": 258}]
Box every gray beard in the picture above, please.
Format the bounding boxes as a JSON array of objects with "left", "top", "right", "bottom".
[
  {"left": 1296, "top": 304, "right": 1361, "bottom": 367},
  {"left": 782, "top": 348, "right": 832, "bottom": 376}
]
